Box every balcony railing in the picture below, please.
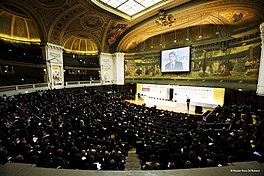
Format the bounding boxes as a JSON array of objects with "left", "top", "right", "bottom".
[{"left": 0, "top": 80, "right": 114, "bottom": 96}]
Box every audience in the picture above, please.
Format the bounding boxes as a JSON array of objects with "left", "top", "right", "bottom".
[{"left": 0, "top": 86, "right": 263, "bottom": 171}]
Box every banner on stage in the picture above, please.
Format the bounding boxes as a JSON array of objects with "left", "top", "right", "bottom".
[{"left": 137, "top": 83, "right": 225, "bottom": 107}]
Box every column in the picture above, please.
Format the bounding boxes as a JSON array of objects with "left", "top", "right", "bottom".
[
  {"left": 257, "top": 22, "right": 264, "bottom": 96},
  {"left": 99, "top": 52, "right": 125, "bottom": 85},
  {"left": 112, "top": 52, "right": 125, "bottom": 85},
  {"left": 44, "top": 43, "right": 64, "bottom": 89},
  {"left": 99, "top": 53, "right": 113, "bottom": 84}
]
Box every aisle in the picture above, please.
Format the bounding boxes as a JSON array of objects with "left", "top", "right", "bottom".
[{"left": 124, "top": 148, "right": 141, "bottom": 170}]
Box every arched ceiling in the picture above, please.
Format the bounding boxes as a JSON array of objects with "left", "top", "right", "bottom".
[
  {"left": 0, "top": 10, "right": 40, "bottom": 43},
  {"left": 63, "top": 35, "right": 99, "bottom": 55},
  {"left": 117, "top": 0, "right": 264, "bottom": 51},
  {"left": 0, "top": 0, "right": 264, "bottom": 54}
]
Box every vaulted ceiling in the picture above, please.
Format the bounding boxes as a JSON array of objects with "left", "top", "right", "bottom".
[{"left": 0, "top": 0, "right": 264, "bottom": 54}]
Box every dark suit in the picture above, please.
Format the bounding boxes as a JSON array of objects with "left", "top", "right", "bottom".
[
  {"left": 186, "top": 98, "right": 190, "bottom": 112},
  {"left": 165, "top": 61, "right": 183, "bottom": 70}
]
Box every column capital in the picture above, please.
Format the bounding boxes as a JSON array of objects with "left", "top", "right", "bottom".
[
  {"left": 260, "top": 23, "right": 264, "bottom": 43},
  {"left": 45, "top": 43, "right": 64, "bottom": 50},
  {"left": 100, "top": 52, "right": 112, "bottom": 57},
  {"left": 260, "top": 22, "right": 264, "bottom": 30},
  {"left": 113, "top": 52, "right": 125, "bottom": 57}
]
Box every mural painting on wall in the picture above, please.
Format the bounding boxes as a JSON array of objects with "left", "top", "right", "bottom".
[
  {"left": 15, "top": 18, "right": 26, "bottom": 37},
  {"left": 125, "top": 57, "right": 161, "bottom": 77},
  {"left": 191, "top": 44, "right": 260, "bottom": 80},
  {"left": 106, "top": 22, "right": 127, "bottom": 46},
  {"left": 125, "top": 43, "right": 260, "bottom": 81}
]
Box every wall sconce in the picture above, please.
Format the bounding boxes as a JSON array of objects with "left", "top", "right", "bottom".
[{"left": 156, "top": 9, "right": 176, "bottom": 27}]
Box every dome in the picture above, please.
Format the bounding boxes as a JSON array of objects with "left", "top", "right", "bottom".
[
  {"left": 0, "top": 10, "right": 40, "bottom": 43},
  {"left": 63, "top": 35, "right": 98, "bottom": 55}
]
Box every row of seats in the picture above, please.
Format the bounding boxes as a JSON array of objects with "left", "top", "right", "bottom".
[{"left": 0, "top": 86, "right": 263, "bottom": 171}]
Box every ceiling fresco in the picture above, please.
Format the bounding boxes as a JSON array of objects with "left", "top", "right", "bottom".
[{"left": 0, "top": 0, "right": 263, "bottom": 54}]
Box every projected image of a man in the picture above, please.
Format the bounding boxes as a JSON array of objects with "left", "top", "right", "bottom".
[{"left": 165, "top": 51, "right": 183, "bottom": 70}]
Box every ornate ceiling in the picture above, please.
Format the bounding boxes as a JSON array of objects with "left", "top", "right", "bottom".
[{"left": 0, "top": 0, "right": 264, "bottom": 54}]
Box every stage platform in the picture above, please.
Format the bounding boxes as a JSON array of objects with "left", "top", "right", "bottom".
[{"left": 126, "top": 97, "right": 213, "bottom": 115}]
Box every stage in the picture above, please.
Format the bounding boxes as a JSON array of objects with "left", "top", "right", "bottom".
[{"left": 126, "top": 96, "right": 214, "bottom": 115}]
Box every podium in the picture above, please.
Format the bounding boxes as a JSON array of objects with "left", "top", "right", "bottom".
[{"left": 195, "top": 105, "right": 203, "bottom": 114}]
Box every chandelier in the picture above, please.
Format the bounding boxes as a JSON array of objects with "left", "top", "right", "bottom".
[{"left": 156, "top": 9, "right": 176, "bottom": 27}]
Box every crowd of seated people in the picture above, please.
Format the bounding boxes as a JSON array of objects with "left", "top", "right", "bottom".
[
  {"left": 137, "top": 104, "right": 264, "bottom": 169},
  {"left": 0, "top": 87, "right": 128, "bottom": 170},
  {"left": 0, "top": 86, "right": 263, "bottom": 171}
]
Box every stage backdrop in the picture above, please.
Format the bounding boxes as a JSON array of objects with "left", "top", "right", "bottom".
[
  {"left": 137, "top": 83, "right": 170, "bottom": 99},
  {"left": 137, "top": 83, "right": 225, "bottom": 107}
]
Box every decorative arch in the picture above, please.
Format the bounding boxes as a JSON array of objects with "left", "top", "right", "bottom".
[
  {"left": 48, "top": 5, "right": 86, "bottom": 45},
  {"left": 0, "top": 1, "right": 47, "bottom": 42},
  {"left": 117, "top": 0, "right": 264, "bottom": 52}
]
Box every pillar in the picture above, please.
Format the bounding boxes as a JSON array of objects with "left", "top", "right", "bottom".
[
  {"left": 99, "top": 52, "right": 113, "bottom": 84},
  {"left": 257, "top": 23, "right": 264, "bottom": 96},
  {"left": 112, "top": 52, "right": 125, "bottom": 85},
  {"left": 44, "top": 43, "right": 64, "bottom": 89},
  {"left": 99, "top": 52, "right": 125, "bottom": 85}
]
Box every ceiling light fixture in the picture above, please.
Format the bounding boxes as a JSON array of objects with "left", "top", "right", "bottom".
[
  {"left": 174, "top": 30, "right": 177, "bottom": 43},
  {"left": 215, "top": 25, "right": 220, "bottom": 35},
  {"left": 186, "top": 27, "right": 190, "bottom": 41},
  {"left": 160, "top": 34, "right": 163, "bottom": 46},
  {"left": 199, "top": 25, "right": 203, "bottom": 38}
]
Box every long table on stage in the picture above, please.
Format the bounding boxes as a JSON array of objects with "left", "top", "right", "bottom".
[{"left": 126, "top": 96, "right": 214, "bottom": 115}]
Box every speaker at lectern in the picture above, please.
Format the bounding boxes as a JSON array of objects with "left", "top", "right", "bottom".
[{"left": 169, "top": 88, "right": 173, "bottom": 100}]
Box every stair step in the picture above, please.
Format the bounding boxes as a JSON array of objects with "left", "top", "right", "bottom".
[{"left": 125, "top": 148, "right": 141, "bottom": 170}]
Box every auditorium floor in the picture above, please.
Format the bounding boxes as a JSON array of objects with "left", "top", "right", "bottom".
[{"left": 125, "top": 97, "right": 214, "bottom": 115}]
